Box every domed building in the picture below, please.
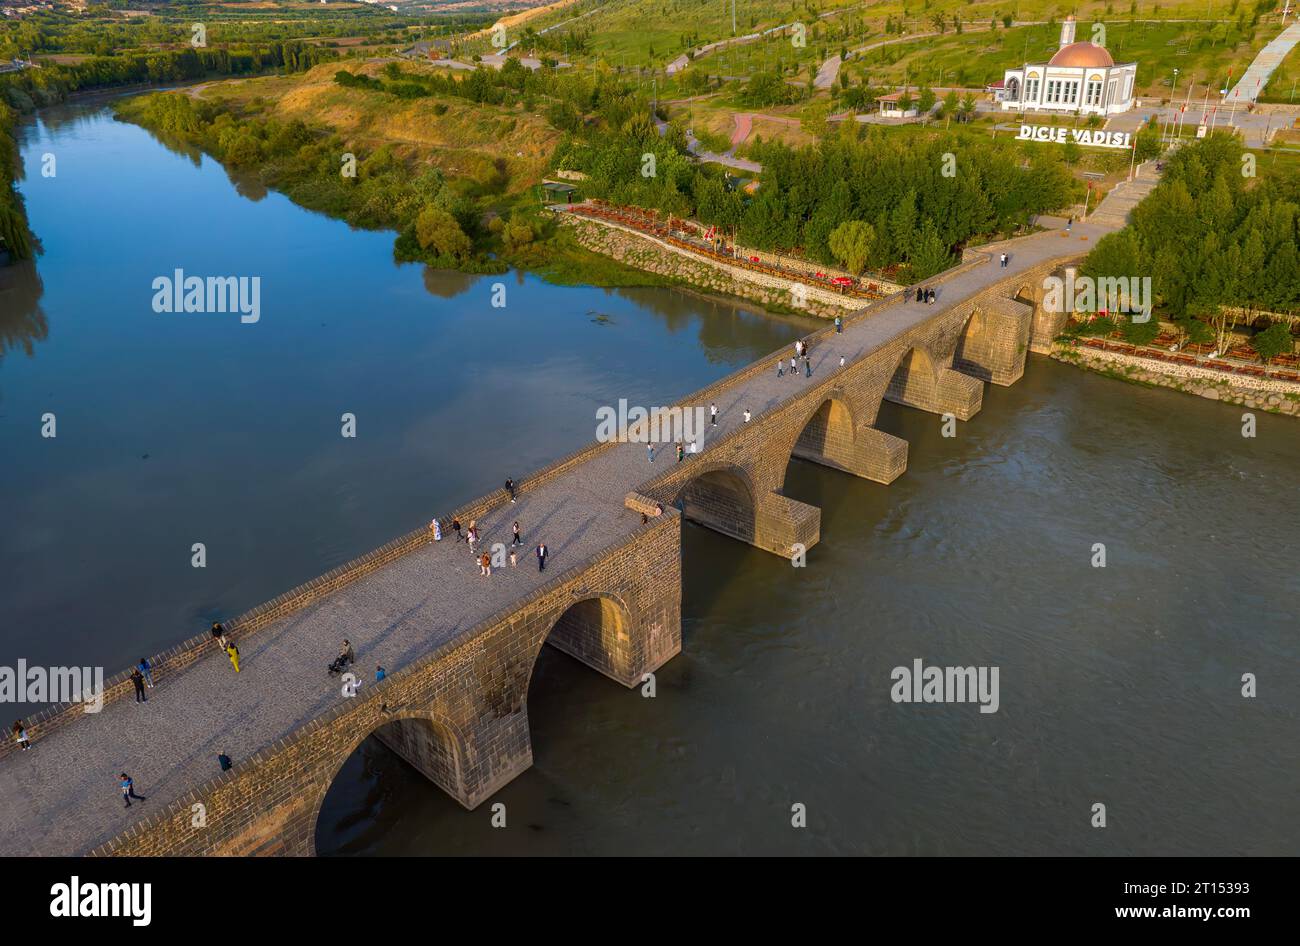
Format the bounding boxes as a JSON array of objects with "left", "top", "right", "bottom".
[{"left": 996, "top": 17, "right": 1137, "bottom": 116}]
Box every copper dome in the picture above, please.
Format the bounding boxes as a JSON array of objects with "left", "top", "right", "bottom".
[{"left": 1048, "top": 42, "right": 1115, "bottom": 68}]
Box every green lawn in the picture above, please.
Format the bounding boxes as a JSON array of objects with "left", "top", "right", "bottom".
[
  {"left": 1258, "top": 38, "right": 1300, "bottom": 104},
  {"left": 845, "top": 19, "right": 1273, "bottom": 99},
  {"left": 478, "top": 0, "right": 1282, "bottom": 75}
]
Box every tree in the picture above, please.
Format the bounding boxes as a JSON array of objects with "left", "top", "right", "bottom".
[
  {"left": 415, "top": 206, "right": 471, "bottom": 259},
  {"left": 1121, "top": 316, "right": 1161, "bottom": 346},
  {"left": 1248, "top": 321, "right": 1294, "bottom": 363},
  {"left": 908, "top": 220, "right": 952, "bottom": 278},
  {"left": 941, "top": 89, "right": 958, "bottom": 120},
  {"left": 501, "top": 218, "right": 534, "bottom": 252},
  {"left": 828, "top": 220, "right": 876, "bottom": 274},
  {"left": 1174, "top": 317, "right": 1215, "bottom": 348}
]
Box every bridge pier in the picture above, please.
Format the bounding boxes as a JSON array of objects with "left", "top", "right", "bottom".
[
  {"left": 675, "top": 469, "right": 820, "bottom": 558},
  {"left": 755, "top": 492, "right": 821, "bottom": 558},
  {"left": 1028, "top": 268, "right": 1069, "bottom": 355},
  {"left": 453, "top": 711, "right": 534, "bottom": 810},
  {"left": 793, "top": 421, "right": 909, "bottom": 485},
  {"left": 954, "top": 299, "right": 1034, "bottom": 386},
  {"left": 887, "top": 366, "right": 983, "bottom": 421}
]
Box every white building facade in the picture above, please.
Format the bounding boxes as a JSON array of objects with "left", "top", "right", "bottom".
[{"left": 998, "top": 17, "right": 1137, "bottom": 116}]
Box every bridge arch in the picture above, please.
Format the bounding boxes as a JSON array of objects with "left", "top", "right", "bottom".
[
  {"left": 954, "top": 307, "right": 990, "bottom": 373},
  {"left": 884, "top": 345, "right": 941, "bottom": 411},
  {"left": 671, "top": 462, "right": 760, "bottom": 547},
  {"left": 311, "top": 707, "right": 468, "bottom": 854},
  {"left": 529, "top": 590, "right": 637, "bottom": 690},
  {"left": 784, "top": 392, "right": 859, "bottom": 489}
]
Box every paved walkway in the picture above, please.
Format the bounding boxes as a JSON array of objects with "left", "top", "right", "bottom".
[
  {"left": 0, "top": 215, "right": 1124, "bottom": 857},
  {"left": 1228, "top": 20, "right": 1300, "bottom": 104},
  {"left": 814, "top": 55, "right": 841, "bottom": 91},
  {"left": 1084, "top": 158, "right": 1164, "bottom": 227}
]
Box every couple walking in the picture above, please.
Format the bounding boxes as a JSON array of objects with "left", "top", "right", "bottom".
[{"left": 210, "top": 622, "right": 240, "bottom": 673}]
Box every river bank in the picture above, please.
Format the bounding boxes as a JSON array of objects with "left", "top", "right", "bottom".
[
  {"left": 0, "top": 101, "right": 32, "bottom": 262},
  {"left": 556, "top": 212, "right": 849, "bottom": 319},
  {"left": 1051, "top": 339, "right": 1300, "bottom": 417}
]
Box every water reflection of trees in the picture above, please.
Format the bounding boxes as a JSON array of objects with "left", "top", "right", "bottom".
[
  {"left": 421, "top": 266, "right": 478, "bottom": 300},
  {"left": 125, "top": 120, "right": 203, "bottom": 168},
  {"left": 30, "top": 106, "right": 109, "bottom": 139},
  {"left": 225, "top": 166, "right": 268, "bottom": 202},
  {"left": 612, "top": 286, "right": 820, "bottom": 364},
  {"left": 0, "top": 260, "right": 49, "bottom": 362}
]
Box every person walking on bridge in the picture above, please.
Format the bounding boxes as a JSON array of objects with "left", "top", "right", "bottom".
[
  {"left": 138, "top": 657, "right": 154, "bottom": 689},
  {"left": 710, "top": 403, "right": 718, "bottom": 426},
  {"left": 504, "top": 478, "right": 517, "bottom": 503},
  {"left": 480, "top": 553, "right": 491, "bottom": 577},
  {"left": 451, "top": 517, "right": 463, "bottom": 542},
  {"left": 211, "top": 622, "right": 228, "bottom": 651},
  {"left": 790, "top": 355, "right": 798, "bottom": 379},
  {"left": 225, "top": 641, "right": 241, "bottom": 674},
  {"left": 13, "top": 720, "right": 30, "bottom": 752},
  {"left": 119, "top": 773, "right": 145, "bottom": 808},
  {"left": 835, "top": 315, "right": 843, "bottom": 334},
  {"left": 512, "top": 521, "right": 522, "bottom": 547},
  {"left": 536, "top": 542, "right": 548, "bottom": 572}
]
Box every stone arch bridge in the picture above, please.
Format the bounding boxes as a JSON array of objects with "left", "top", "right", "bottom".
[{"left": 0, "top": 233, "right": 1095, "bottom": 857}]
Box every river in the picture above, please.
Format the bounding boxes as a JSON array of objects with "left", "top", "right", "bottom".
[{"left": 2, "top": 101, "right": 1296, "bottom": 856}]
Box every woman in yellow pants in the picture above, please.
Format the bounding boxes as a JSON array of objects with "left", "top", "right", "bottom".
[{"left": 226, "top": 642, "right": 241, "bottom": 673}]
